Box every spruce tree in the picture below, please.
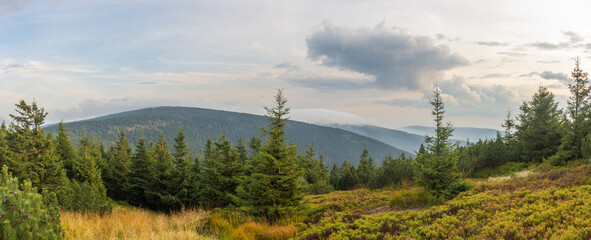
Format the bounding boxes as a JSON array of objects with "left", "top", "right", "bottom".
[
  {"left": 150, "top": 135, "right": 180, "bottom": 210},
  {"left": 6, "top": 100, "right": 67, "bottom": 193},
  {"left": 415, "top": 87, "right": 468, "bottom": 199},
  {"left": 55, "top": 122, "right": 76, "bottom": 179},
  {"left": 515, "top": 86, "right": 562, "bottom": 162},
  {"left": 125, "top": 135, "right": 155, "bottom": 208},
  {"left": 237, "top": 89, "right": 302, "bottom": 217},
  {"left": 563, "top": 57, "right": 590, "bottom": 159},
  {"left": 104, "top": 130, "right": 132, "bottom": 200},
  {"left": 200, "top": 135, "right": 243, "bottom": 207},
  {"left": 356, "top": 147, "right": 375, "bottom": 185},
  {"left": 172, "top": 127, "right": 193, "bottom": 206}
]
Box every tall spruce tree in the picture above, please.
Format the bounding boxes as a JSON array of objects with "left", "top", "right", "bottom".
[
  {"left": 172, "top": 127, "right": 193, "bottom": 206},
  {"left": 6, "top": 100, "right": 67, "bottom": 193},
  {"left": 151, "top": 135, "right": 180, "bottom": 210},
  {"left": 415, "top": 87, "right": 468, "bottom": 199},
  {"left": 104, "top": 130, "right": 132, "bottom": 200},
  {"left": 237, "top": 89, "right": 302, "bottom": 217},
  {"left": 564, "top": 57, "right": 590, "bottom": 159},
  {"left": 125, "top": 135, "right": 155, "bottom": 208}
]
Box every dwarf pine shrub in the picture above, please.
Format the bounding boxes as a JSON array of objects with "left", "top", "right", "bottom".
[{"left": 0, "top": 165, "right": 63, "bottom": 239}]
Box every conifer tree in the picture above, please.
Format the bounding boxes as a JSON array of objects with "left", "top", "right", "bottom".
[
  {"left": 356, "top": 147, "right": 375, "bottom": 185},
  {"left": 515, "top": 86, "right": 562, "bottom": 162},
  {"left": 200, "top": 135, "right": 243, "bottom": 207},
  {"left": 172, "top": 127, "right": 193, "bottom": 206},
  {"left": 104, "top": 130, "right": 132, "bottom": 200},
  {"left": 501, "top": 110, "right": 515, "bottom": 143},
  {"left": 562, "top": 57, "right": 590, "bottom": 159},
  {"left": 0, "top": 123, "right": 12, "bottom": 168},
  {"left": 55, "top": 122, "right": 76, "bottom": 179},
  {"left": 338, "top": 160, "right": 358, "bottom": 190},
  {"left": 150, "top": 135, "right": 180, "bottom": 210},
  {"left": 299, "top": 145, "right": 332, "bottom": 194},
  {"left": 125, "top": 135, "right": 155, "bottom": 208},
  {"left": 237, "top": 89, "right": 302, "bottom": 217},
  {"left": 6, "top": 100, "right": 67, "bottom": 193},
  {"left": 415, "top": 87, "right": 468, "bottom": 199}
]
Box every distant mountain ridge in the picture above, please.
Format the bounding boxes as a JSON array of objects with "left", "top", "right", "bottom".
[
  {"left": 326, "top": 124, "right": 425, "bottom": 153},
  {"left": 401, "top": 126, "right": 502, "bottom": 142},
  {"left": 44, "top": 106, "right": 409, "bottom": 166}
]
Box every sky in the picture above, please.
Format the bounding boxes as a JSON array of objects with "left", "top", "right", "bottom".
[{"left": 1, "top": 0, "right": 590, "bottom": 130}]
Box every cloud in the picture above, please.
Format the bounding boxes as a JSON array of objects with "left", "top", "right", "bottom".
[
  {"left": 306, "top": 21, "right": 468, "bottom": 91},
  {"left": 498, "top": 52, "right": 526, "bottom": 57},
  {"left": 139, "top": 81, "right": 157, "bottom": 85},
  {"left": 273, "top": 62, "right": 301, "bottom": 72},
  {"left": 0, "top": 0, "right": 34, "bottom": 16},
  {"left": 479, "top": 73, "right": 511, "bottom": 79},
  {"left": 527, "top": 30, "right": 584, "bottom": 50},
  {"left": 537, "top": 60, "right": 561, "bottom": 64},
  {"left": 476, "top": 41, "right": 509, "bottom": 47},
  {"left": 520, "top": 71, "right": 570, "bottom": 83},
  {"left": 562, "top": 31, "right": 583, "bottom": 44}
]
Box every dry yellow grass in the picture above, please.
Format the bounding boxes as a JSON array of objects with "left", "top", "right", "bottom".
[{"left": 61, "top": 205, "right": 214, "bottom": 240}]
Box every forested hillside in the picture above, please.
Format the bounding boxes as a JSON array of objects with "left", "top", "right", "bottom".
[
  {"left": 44, "top": 107, "right": 408, "bottom": 166},
  {"left": 327, "top": 124, "right": 427, "bottom": 153}
]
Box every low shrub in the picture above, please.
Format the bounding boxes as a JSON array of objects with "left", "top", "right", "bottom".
[
  {"left": 0, "top": 165, "right": 64, "bottom": 239},
  {"left": 389, "top": 187, "right": 436, "bottom": 209}
]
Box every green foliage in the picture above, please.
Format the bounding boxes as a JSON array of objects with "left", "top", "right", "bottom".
[
  {"left": 54, "top": 122, "right": 76, "bottom": 179},
  {"left": 298, "top": 164, "right": 591, "bottom": 239},
  {"left": 59, "top": 179, "right": 112, "bottom": 214},
  {"left": 6, "top": 100, "right": 68, "bottom": 194},
  {"left": 238, "top": 89, "right": 302, "bottom": 218},
  {"left": 389, "top": 187, "right": 435, "bottom": 209},
  {"left": 171, "top": 128, "right": 194, "bottom": 206},
  {"left": 369, "top": 154, "right": 415, "bottom": 189},
  {"left": 0, "top": 165, "right": 63, "bottom": 239},
  {"left": 515, "top": 86, "right": 562, "bottom": 162},
  {"left": 150, "top": 135, "right": 181, "bottom": 211},
  {"left": 561, "top": 57, "right": 591, "bottom": 160},
  {"left": 582, "top": 134, "right": 591, "bottom": 159},
  {"left": 199, "top": 135, "right": 244, "bottom": 208},
  {"left": 103, "top": 131, "right": 132, "bottom": 201},
  {"left": 124, "top": 136, "right": 155, "bottom": 208},
  {"left": 356, "top": 148, "right": 375, "bottom": 186},
  {"left": 298, "top": 145, "right": 333, "bottom": 195},
  {"left": 471, "top": 161, "right": 529, "bottom": 179},
  {"left": 415, "top": 87, "right": 469, "bottom": 199}
]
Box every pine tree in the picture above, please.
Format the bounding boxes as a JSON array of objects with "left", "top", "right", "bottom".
[
  {"left": 299, "top": 145, "right": 332, "bottom": 194},
  {"left": 415, "top": 87, "right": 469, "bottom": 199},
  {"left": 237, "top": 89, "right": 302, "bottom": 217},
  {"left": 356, "top": 147, "right": 375, "bottom": 185},
  {"left": 0, "top": 123, "right": 13, "bottom": 168},
  {"left": 338, "top": 160, "right": 358, "bottom": 190}
]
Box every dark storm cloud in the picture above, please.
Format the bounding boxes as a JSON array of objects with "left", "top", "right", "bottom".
[
  {"left": 306, "top": 22, "right": 468, "bottom": 91},
  {"left": 0, "top": 0, "right": 34, "bottom": 16},
  {"left": 475, "top": 41, "right": 509, "bottom": 47}
]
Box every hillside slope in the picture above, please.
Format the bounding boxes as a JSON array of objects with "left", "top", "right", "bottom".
[
  {"left": 45, "top": 106, "right": 408, "bottom": 166},
  {"left": 326, "top": 124, "right": 425, "bottom": 153}
]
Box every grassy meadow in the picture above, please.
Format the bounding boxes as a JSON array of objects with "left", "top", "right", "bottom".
[{"left": 60, "top": 161, "right": 591, "bottom": 239}]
